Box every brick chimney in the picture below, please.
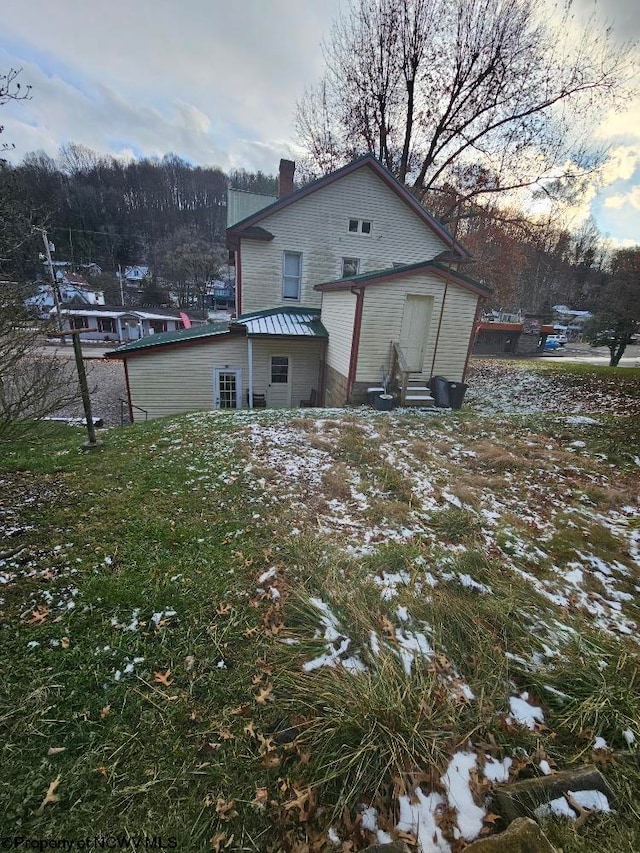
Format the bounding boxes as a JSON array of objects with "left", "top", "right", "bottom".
[{"left": 278, "top": 159, "right": 295, "bottom": 198}]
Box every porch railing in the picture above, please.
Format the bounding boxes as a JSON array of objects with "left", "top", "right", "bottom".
[{"left": 119, "top": 398, "right": 149, "bottom": 426}]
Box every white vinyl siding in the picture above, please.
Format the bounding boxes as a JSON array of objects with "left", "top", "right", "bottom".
[
  {"left": 320, "top": 290, "right": 358, "bottom": 377},
  {"left": 240, "top": 166, "right": 449, "bottom": 313},
  {"left": 430, "top": 288, "right": 479, "bottom": 379},
  {"left": 124, "top": 336, "right": 324, "bottom": 419},
  {"left": 251, "top": 339, "right": 324, "bottom": 407},
  {"left": 125, "top": 337, "right": 249, "bottom": 420},
  {"left": 355, "top": 274, "right": 477, "bottom": 384}
]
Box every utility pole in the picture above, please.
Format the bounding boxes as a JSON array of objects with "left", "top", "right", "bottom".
[
  {"left": 39, "top": 227, "right": 65, "bottom": 343},
  {"left": 118, "top": 263, "right": 124, "bottom": 305}
]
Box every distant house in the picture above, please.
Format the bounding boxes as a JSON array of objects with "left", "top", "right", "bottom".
[
  {"left": 122, "top": 265, "right": 150, "bottom": 283},
  {"left": 53, "top": 305, "right": 205, "bottom": 343},
  {"left": 108, "top": 155, "right": 492, "bottom": 418},
  {"left": 25, "top": 280, "right": 105, "bottom": 319},
  {"left": 551, "top": 306, "right": 593, "bottom": 339}
]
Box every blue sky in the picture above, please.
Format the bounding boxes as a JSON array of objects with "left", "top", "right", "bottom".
[{"left": 1, "top": 0, "right": 639, "bottom": 247}]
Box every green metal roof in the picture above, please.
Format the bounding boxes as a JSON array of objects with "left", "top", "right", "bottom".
[
  {"left": 106, "top": 308, "right": 328, "bottom": 358},
  {"left": 314, "top": 259, "right": 492, "bottom": 295},
  {"left": 106, "top": 321, "right": 231, "bottom": 357},
  {"left": 236, "top": 307, "right": 327, "bottom": 337}
]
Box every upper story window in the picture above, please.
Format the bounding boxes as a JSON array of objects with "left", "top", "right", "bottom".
[
  {"left": 150, "top": 320, "right": 168, "bottom": 334},
  {"left": 342, "top": 257, "right": 360, "bottom": 278},
  {"left": 348, "top": 219, "right": 372, "bottom": 235},
  {"left": 282, "top": 251, "right": 302, "bottom": 300}
]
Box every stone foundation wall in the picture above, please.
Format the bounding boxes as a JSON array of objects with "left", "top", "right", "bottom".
[
  {"left": 324, "top": 365, "right": 375, "bottom": 407},
  {"left": 325, "top": 364, "right": 349, "bottom": 407}
]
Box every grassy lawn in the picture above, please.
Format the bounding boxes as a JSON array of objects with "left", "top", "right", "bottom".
[{"left": 1, "top": 361, "right": 639, "bottom": 851}]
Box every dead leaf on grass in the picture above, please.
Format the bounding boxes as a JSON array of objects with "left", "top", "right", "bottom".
[
  {"left": 216, "top": 603, "right": 233, "bottom": 616},
  {"left": 255, "top": 683, "right": 273, "bottom": 704},
  {"left": 261, "top": 752, "right": 281, "bottom": 768},
  {"left": 60, "top": 637, "right": 70, "bottom": 649},
  {"left": 35, "top": 775, "right": 61, "bottom": 814},
  {"left": 215, "top": 797, "right": 238, "bottom": 821},
  {"left": 153, "top": 669, "right": 174, "bottom": 687},
  {"left": 28, "top": 606, "right": 49, "bottom": 625},
  {"left": 47, "top": 746, "right": 66, "bottom": 756},
  {"left": 251, "top": 786, "right": 269, "bottom": 808},
  {"left": 244, "top": 721, "right": 256, "bottom": 738}
]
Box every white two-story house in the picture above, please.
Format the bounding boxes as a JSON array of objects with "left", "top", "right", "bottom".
[{"left": 108, "top": 155, "right": 491, "bottom": 420}]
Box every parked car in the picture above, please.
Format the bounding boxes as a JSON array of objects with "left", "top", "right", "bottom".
[
  {"left": 546, "top": 333, "right": 567, "bottom": 346},
  {"left": 543, "top": 337, "right": 562, "bottom": 351}
]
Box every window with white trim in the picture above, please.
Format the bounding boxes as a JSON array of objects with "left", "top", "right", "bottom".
[
  {"left": 282, "top": 251, "right": 302, "bottom": 300},
  {"left": 342, "top": 257, "right": 360, "bottom": 278},
  {"left": 347, "top": 219, "right": 372, "bottom": 235},
  {"left": 97, "top": 317, "right": 116, "bottom": 334},
  {"left": 271, "top": 356, "right": 289, "bottom": 383}
]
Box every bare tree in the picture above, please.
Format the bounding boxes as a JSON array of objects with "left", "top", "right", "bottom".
[
  {"left": 0, "top": 70, "right": 77, "bottom": 440},
  {"left": 0, "top": 284, "right": 78, "bottom": 441},
  {"left": 1, "top": 68, "right": 31, "bottom": 159},
  {"left": 296, "top": 0, "right": 636, "bottom": 219}
]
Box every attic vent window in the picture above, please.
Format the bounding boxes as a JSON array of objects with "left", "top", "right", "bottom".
[{"left": 348, "top": 219, "right": 372, "bottom": 235}]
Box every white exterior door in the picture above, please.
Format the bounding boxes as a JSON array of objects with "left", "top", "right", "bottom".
[
  {"left": 266, "top": 356, "right": 292, "bottom": 408},
  {"left": 399, "top": 295, "right": 433, "bottom": 372},
  {"left": 214, "top": 368, "right": 242, "bottom": 409}
]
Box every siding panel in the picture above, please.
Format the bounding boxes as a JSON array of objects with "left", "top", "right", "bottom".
[
  {"left": 126, "top": 338, "right": 249, "bottom": 420},
  {"left": 125, "top": 337, "right": 325, "bottom": 419},
  {"left": 240, "top": 167, "right": 448, "bottom": 314},
  {"left": 252, "top": 339, "right": 324, "bottom": 407},
  {"left": 355, "top": 275, "right": 477, "bottom": 384},
  {"left": 319, "top": 291, "right": 357, "bottom": 377}
]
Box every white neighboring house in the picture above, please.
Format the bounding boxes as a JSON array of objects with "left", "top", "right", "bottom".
[
  {"left": 107, "top": 155, "right": 492, "bottom": 418},
  {"left": 121, "top": 265, "right": 150, "bottom": 283},
  {"left": 52, "top": 305, "right": 205, "bottom": 343},
  {"left": 25, "top": 279, "right": 105, "bottom": 319}
]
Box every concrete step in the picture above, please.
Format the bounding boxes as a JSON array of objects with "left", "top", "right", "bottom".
[{"left": 403, "top": 394, "right": 435, "bottom": 407}]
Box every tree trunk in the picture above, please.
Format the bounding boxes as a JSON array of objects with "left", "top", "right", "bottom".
[{"left": 610, "top": 343, "right": 626, "bottom": 367}]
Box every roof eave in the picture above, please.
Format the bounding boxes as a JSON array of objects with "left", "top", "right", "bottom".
[{"left": 225, "top": 154, "right": 470, "bottom": 259}]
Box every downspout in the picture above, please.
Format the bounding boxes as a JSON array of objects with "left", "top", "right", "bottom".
[
  {"left": 318, "top": 338, "right": 328, "bottom": 406},
  {"left": 430, "top": 281, "right": 448, "bottom": 377},
  {"left": 235, "top": 243, "right": 242, "bottom": 316},
  {"left": 462, "top": 296, "right": 484, "bottom": 382},
  {"left": 247, "top": 336, "right": 254, "bottom": 408},
  {"left": 346, "top": 287, "right": 365, "bottom": 403},
  {"left": 123, "top": 359, "right": 134, "bottom": 424}
]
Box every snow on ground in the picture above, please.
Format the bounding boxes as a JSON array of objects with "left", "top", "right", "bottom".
[{"left": 5, "top": 359, "right": 638, "bottom": 853}]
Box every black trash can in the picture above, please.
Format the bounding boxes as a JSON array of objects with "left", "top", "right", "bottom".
[
  {"left": 448, "top": 381, "right": 468, "bottom": 410},
  {"left": 429, "top": 375, "right": 451, "bottom": 408},
  {"left": 373, "top": 393, "right": 395, "bottom": 411}
]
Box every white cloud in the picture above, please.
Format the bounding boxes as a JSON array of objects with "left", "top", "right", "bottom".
[
  {"left": 0, "top": 0, "right": 339, "bottom": 172},
  {"left": 604, "top": 184, "right": 640, "bottom": 210}
]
